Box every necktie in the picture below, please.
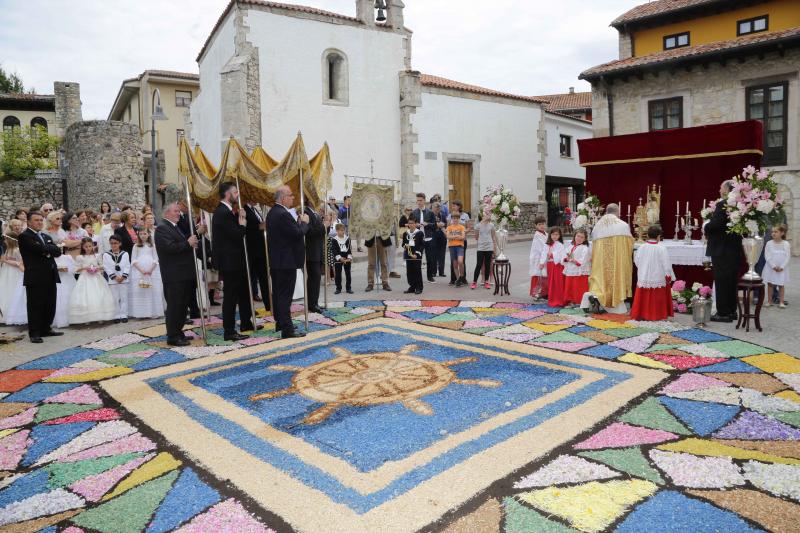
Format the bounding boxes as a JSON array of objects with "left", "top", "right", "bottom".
[{"left": 38, "top": 231, "right": 46, "bottom": 245}]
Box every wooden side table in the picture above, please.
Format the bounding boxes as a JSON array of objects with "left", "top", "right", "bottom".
[
  {"left": 493, "top": 259, "right": 511, "bottom": 296},
  {"left": 736, "top": 279, "right": 764, "bottom": 333}
]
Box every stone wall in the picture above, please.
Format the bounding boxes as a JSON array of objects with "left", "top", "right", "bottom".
[
  {"left": 63, "top": 121, "right": 145, "bottom": 210},
  {"left": 0, "top": 179, "right": 63, "bottom": 220},
  {"left": 513, "top": 201, "right": 548, "bottom": 234}
]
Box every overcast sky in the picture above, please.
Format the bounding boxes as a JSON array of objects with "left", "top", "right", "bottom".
[{"left": 0, "top": 0, "right": 636, "bottom": 119}]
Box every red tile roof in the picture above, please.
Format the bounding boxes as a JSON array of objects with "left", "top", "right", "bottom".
[
  {"left": 420, "top": 74, "right": 547, "bottom": 104},
  {"left": 536, "top": 91, "right": 592, "bottom": 112},
  {"left": 197, "top": 0, "right": 361, "bottom": 62},
  {"left": 0, "top": 93, "right": 55, "bottom": 102},
  {"left": 123, "top": 70, "right": 199, "bottom": 84},
  {"left": 581, "top": 26, "right": 800, "bottom": 80},
  {"left": 611, "top": 0, "right": 730, "bottom": 27}
]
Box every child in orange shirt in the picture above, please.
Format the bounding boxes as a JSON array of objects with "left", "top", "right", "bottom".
[{"left": 446, "top": 216, "right": 467, "bottom": 287}]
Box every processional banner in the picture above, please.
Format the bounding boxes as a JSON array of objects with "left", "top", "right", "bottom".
[{"left": 349, "top": 182, "right": 395, "bottom": 240}]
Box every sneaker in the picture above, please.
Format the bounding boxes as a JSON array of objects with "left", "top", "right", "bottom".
[
  {"left": 779, "top": 303, "right": 786, "bottom": 308},
  {"left": 484, "top": 282, "right": 491, "bottom": 289},
  {"left": 470, "top": 282, "right": 477, "bottom": 289},
  {"left": 765, "top": 301, "right": 771, "bottom": 307}
]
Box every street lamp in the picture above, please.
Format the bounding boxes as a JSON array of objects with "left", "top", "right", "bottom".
[{"left": 150, "top": 88, "right": 168, "bottom": 219}]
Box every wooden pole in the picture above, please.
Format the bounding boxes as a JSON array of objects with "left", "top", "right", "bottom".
[
  {"left": 323, "top": 180, "right": 329, "bottom": 309},
  {"left": 260, "top": 204, "right": 275, "bottom": 324},
  {"left": 298, "top": 162, "right": 310, "bottom": 332}
]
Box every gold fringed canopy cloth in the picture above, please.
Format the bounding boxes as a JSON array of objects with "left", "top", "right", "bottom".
[{"left": 178, "top": 133, "right": 334, "bottom": 213}]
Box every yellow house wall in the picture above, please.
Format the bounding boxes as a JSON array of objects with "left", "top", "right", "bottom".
[
  {"left": 634, "top": 0, "right": 800, "bottom": 56},
  {"left": 139, "top": 80, "right": 196, "bottom": 184},
  {"left": 0, "top": 109, "right": 57, "bottom": 135}
]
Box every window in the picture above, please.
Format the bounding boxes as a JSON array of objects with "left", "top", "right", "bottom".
[
  {"left": 176, "top": 129, "right": 185, "bottom": 146},
  {"left": 30, "top": 116, "right": 48, "bottom": 131},
  {"left": 747, "top": 82, "right": 788, "bottom": 166},
  {"left": 2, "top": 116, "right": 20, "bottom": 132},
  {"left": 175, "top": 90, "right": 192, "bottom": 107},
  {"left": 559, "top": 134, "right": 572, "bottom": 157},
  {"left": 322, "top": 49, "right": 349, "bottom": 106},
  {"left": 663, "top": 32, "right": 690, "bottom": 50},
  {"left": 648, "top": 97, "right": 683, "bottom": 131},
  {"left": 738, "top": 15, "right": 768, "bottom": 36}
]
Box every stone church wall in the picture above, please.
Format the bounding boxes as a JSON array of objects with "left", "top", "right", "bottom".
[{"left": 64, "top": 121, "right": 146, "bottom": 210}]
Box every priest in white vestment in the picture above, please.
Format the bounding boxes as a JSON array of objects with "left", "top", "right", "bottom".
[{"left": 581, "top": 204, "right": 634, "bottom": 314}]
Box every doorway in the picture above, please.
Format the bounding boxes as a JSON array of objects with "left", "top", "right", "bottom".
[{"left": 448, "top": 162, "right": 472, "bottom": 216}]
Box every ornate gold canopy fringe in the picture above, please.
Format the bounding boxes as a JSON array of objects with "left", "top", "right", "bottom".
[{"left": 178, "top": 133, "right": 334, "bottom": 212}]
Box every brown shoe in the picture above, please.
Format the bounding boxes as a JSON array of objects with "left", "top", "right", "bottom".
[
  {"left": 382, "top": 283, "right": 392, "bottom": 291},
  {"left": 365, "top": 285, "right": 374, "bottom": 292},
  {"left": 389, "top": 272, "right": 401, "bottom": 278}
]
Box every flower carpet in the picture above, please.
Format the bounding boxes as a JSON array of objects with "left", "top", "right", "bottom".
[{"left": 0, "top": 300, "right": 798, "bottom": 532}]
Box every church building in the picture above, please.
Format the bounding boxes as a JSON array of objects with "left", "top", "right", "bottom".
[{"left": 188, "top": 0, "right": 590, "bottom": 218}]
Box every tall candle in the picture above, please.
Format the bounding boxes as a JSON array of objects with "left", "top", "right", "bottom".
[
  {"left": 676, "top": 201, "right": 679, "bottom": 214},
  {"left": 702, "top": 198, "right": 706, "bottom": 209},
  {"left": 627, "top": 204, "right": 631, "bottom": 217},
  {"left": 686, "top": 201, "right": 689, "bottom": 214}
]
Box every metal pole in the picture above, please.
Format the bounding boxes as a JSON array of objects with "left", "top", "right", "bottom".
[
  {"left": 259, "top": 204, "right": 275, "bottom": 321},
  {"left": 199, "top": 210, "right": 211, "bottom": 313},
  {"left": 234, "top": 174, "right": 259, "bottom": 332},
  {"left": 150, "top": 116, "right": 158, "bottom": 218},
  {"left": 323, "top": 181, "right": 329, "bottom": 309},
  {"left": 299, "top": 164, "right": 310, "bottom": 331},
  {"left": 181, "top": 174, "right": 207, "bottom": 344}
]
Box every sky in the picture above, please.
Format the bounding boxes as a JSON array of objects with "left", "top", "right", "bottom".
[{"left": 0, "top": 0, "right": 636, "bottom": 119}]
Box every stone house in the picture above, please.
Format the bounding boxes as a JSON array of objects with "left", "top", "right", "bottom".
[
  {"left": 580, "top": 0, "right": 800, "bottom": 252},
  {"left": 187, "top": 0, "right": 591, "bottom": 221}
]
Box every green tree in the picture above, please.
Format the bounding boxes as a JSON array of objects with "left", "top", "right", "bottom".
[
  {"left": 0, "top": 125, "right": 60, "bottom": 181},
  {"left": 0, "top": 65, "right": 25, "bottom": 93}
]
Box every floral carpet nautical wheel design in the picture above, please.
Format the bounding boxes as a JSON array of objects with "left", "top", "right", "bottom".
[
  {"left": 0, "top": 300, "right": 798, "bottom": 532},
  {"left": 249, "top": 345, "right": 502, "bottom": 424}
]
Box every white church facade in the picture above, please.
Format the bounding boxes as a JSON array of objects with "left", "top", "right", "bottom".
[{"left": 188, "top": 0, "right": 591, "bottom": 217}]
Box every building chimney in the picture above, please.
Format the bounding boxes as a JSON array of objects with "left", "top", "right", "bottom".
[
  {"left": 569, "top": 87, "right": 575, "bottom": 94},
  {"left": 387, "top": 0, "right": 405, "bottom": 30},
  {"left": 356, "top": 0, "right": 375, "bottom": 26},
  {"left": 53, "top": 82, "right": 83, "bottom": 138}
]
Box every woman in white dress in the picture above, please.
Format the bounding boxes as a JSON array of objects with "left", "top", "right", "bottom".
[
  {"left": 69, "top": 238, "right": 116, "bottom": 324},
  {"left": 129, "top": 228, "right": 164, "bottom": 318},
  {"left": 0, "top": 220, "right": 27, "bottom": 325},
  {"left": 762, "top": 224, "right": 790, "bottom": 308},
  {"left": 53, "top": 254, "right": 76, "bottom": 328}
]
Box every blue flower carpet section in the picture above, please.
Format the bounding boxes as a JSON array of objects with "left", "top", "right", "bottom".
[{"left": 0, "top": 300, "right": 797, "bottom": 531}]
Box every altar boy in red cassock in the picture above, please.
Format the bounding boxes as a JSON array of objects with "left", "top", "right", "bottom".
[{"left": 630, "top": 225, "right": 675, "bottom": 321}]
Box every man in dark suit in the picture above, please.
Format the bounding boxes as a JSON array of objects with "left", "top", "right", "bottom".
[
  {"left": 155, "top": 203, "right": 199, "bottom": 346},
  {"left": 705, "top": 180, "right": 743, "bottom": 322},
  {"left": 266, "top": 185, "right": 310, "bottom": 338},
  {"left": 244, "top": 203, "right": 270, "bottom": 310},
  {"left": 304, "top": 204, "right": 326, "bottom": 313},
  {"left": 412, "top": 192, "right": 437, "bottom": 283},
  {"left": 212, "top": 183, "right": 254, "bottom": 341},
  {"left": 18, "top": 211, "right": 63, "bottom": 343},
  {"left": 177, "top": 200, "right": 205, "bottom": 320}
]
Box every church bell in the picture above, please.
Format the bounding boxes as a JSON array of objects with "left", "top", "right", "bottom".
[{"left": 375, "top": 0, "right": 387, "bottom": 21}]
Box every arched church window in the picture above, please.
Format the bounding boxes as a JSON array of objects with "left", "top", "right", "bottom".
[
  {"left": 31, "top": 116, "right": 48, "bottom": 131},
  {"left": 3, "top": 116, "right": 20, "bottom": 132},
  {"left": 322, "top": 49, "right": 349, "bottom": 106}
]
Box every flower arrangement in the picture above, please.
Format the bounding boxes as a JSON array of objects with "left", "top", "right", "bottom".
[
  {"left": 482, "top": 185, "right": 522, "bottom": 228},
  {"left": 700, "top": 200, "right": 717, "bottom": 221},
  {"left": 671, "top": 280, "right": 712, "bottom": 313},
  {"left": 724, "top": 166, "right": 785, "bottom": 237},
  {"left": 571, "top": 194, "right": 603, "bottom": 230}
]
